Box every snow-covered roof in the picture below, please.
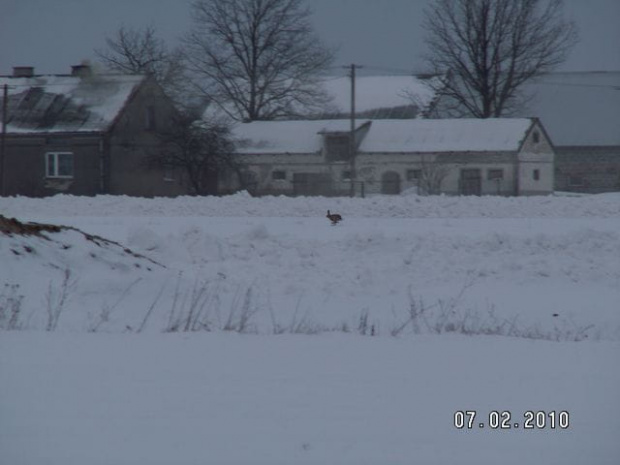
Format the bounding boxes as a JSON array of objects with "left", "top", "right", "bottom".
[
  {"left": 234, "top": 118, "right": 535, "bottom": 154},
  {"left": 0, "top": 73, "right": 146, "bottom": 133},
  {"left": 517, "top": 72, "right": 620, "bottom": 147},
  {"left": 203, "top": 74, "right": 443, "bottom": 121},
  {"left": 235, "top": 119, "right": 353, "bottom": 153},
  {"left": 318, "top": 75, "right": 441, "bottom": 118}
]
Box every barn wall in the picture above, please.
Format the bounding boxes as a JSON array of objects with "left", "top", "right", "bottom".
[
  {"left": 554, "top": 146, "right": 620, "bottom": 193},
  {"left": 226, "top": 121, "right": 555, "bottom": 197},
  {"left": 230, "top": 151, "right": 524, "bottom": 197},
  {"left": 516, "top": 121, "right": 555, "bottom": 195}
]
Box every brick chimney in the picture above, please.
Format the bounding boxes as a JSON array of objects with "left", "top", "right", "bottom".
[
  {"left": 71, "top": 64, "right": 92, "bottom": 78},
  {"left": 13, "top": 66, "right": 34, "bottom": 77}
]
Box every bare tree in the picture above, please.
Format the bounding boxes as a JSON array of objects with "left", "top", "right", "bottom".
[
  {"left": 96, "top": 26, "right": 167, "bottom": 75},
  {"left": 423, "top": 0, "right": 578, "bottom": 117},
  {"left": 417, "top": 156, "right": 450, "bottom": 195},
  {"left": 95, "top": 25, "right": 191, "bottom": 109},
  {"left": 184, "top": 0, "right": 334, "bottom": 121},
  {"left": 151, "top": 115, "right": 238, "bottom": 195}
]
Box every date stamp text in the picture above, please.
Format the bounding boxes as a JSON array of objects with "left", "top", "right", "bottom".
[{"left": 454, "top": 410, "right": 570, "bottom": 430}]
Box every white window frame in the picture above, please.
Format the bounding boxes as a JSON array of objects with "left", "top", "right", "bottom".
[{"left": 45, "top": 152, "right": 74, "bottom": 179}]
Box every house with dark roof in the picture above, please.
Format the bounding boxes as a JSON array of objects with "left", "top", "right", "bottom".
[
  {"left": 228, "top": 117, "right": 554, "bottom": 196},
  {"left": 517, "top": 71, "right": 620, "bottom": 193},
  {"left": 0, "top": 65, "right": 187, "bottom": 197}
]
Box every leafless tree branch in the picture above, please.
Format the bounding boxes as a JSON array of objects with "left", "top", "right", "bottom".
[
  {"left": 95, "top": 25, "right": 193, "bottom": 110},
  {"left": 149, "top": 115, "right": 239, "bottom": 195},
  {"left": 424, "top": 0, "right": 578, "bottom": 118},
  {"left": 183, "top": 0, "right": 334, "bottom": 121}
]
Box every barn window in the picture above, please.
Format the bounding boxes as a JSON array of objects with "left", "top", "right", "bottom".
[
  {"left": 532, "top": 131, "right": 540, "bottom": 144},
  {"left": 272, "top": 170, "right": 286, "bottom": 180},
  {"left": 45, "top": 152, "right": 74, "bottom": 178},
  {"left": 533, "top": 169, "right": 540, "bottom": 181},
  {"left": 406, "top": 169, "right": 422, "bottom": 181},
  {"left": 487, "top": 169, "right": 504, "bottom": 180},
  {"left": 341, "top": 170, "right": 352, "bottom": 180}
]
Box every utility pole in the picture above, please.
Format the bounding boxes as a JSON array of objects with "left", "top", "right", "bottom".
[
  {"left": 345, "top": 63, "right": 362, "bottom": 197},
  {"left": 1, "top": 83, "right": 7, "bottom": 197}
]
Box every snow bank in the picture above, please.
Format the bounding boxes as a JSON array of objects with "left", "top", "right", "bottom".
[
  {"left": 1, "top": 191, "right": 619, "bottom": 219},
  {"left": 2, "top": 193, "right": 620, "bottom": 465},
  {"left": 2, "top": 193, "right": 619, "bottom": 338}
]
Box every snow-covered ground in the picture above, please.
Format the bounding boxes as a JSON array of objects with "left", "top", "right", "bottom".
[{"left": 1, "top": 192, "right": 620, "bottom": 464}]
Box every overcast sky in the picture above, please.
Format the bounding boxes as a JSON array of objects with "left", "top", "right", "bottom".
[{"left": 1, "top": 0, "right": 619, "bottom": 76}]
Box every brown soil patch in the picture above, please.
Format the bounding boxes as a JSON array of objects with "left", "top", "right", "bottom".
[
  {"left": 0, "top": 215, "right": 62, "bottom": 236},
  {"left": 0, "top": 214, "right": 162, "bottom": 268}
]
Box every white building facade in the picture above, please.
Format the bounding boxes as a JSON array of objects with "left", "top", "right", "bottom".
[{"left": 226, "top": 118, "right": 554, "bottom": 197}]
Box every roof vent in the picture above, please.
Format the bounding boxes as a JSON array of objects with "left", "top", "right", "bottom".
[
  {"left": 71, "top": 64, "right": 92, "bottom": 78},
  {"left": 13, "top": 66, "right": 34, "bottom": 77}
]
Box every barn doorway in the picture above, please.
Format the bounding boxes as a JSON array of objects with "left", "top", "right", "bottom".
[
  {"left": 292, "top": 172, "right": 332, "bottom": 196},
  {"left": 460, "top": 169, "right": 482, "bottom": 195},
  {"left": 381, "top": 171, "right": 401, "bottom": 195}
]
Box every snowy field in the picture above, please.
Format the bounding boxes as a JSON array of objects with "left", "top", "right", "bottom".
[{"left": 1, "top": 192, "right": 620, "bottom": 464}]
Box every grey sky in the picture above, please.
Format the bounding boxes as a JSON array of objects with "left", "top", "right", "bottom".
[{"left": 1, "top": 0, "right": 619, "bottom": 76}]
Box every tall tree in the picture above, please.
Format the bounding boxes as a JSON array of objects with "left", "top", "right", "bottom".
[
  {"left": 95, "top": 26, "right": 191, "bottom": 109},
  {"left": 423, "top": 0, "right": 578, "bottom": 117},
  {"left": 184, "top": 0, "right": 334, "bottom": 121}
]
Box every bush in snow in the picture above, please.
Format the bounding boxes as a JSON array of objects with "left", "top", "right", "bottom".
[
  {"left": 45, "top": 269, "right": 77, "bottom": 332},
  {"left": 0, "top": 284, "right": 24, "bottom": 331}
]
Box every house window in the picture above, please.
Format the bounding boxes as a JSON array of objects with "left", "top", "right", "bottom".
[
  {"left": 533, "top": 169, "right": 540, "bottom": 181},
  {"left": 532, "top": 131, "right": 540, "bottom": 144},
  {"left": 406, "top": 169, "right": 422, "bottom": 181},
  {"left": 488, "top": 169, "right": 504, "bottom": 180},
  {"left": 45, "top": 152, "right": 74, "bottom": 178},
  {"left": 272, "top": 170, "right": 286, "bottom": 180},
  {"left": 341, "top": 170, "right": 352, "bottom": 180},
  {"left": 145, "top": 106, "right": 156, "bottom": 130}
]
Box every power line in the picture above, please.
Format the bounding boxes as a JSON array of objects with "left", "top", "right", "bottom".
[
  {"left": 532, "top": 80, "right": 620, "bottom": 90},
  {"left": 361, "top": 65, "right": 417, "bottom": 75}
]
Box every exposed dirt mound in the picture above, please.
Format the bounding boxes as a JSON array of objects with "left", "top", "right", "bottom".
[
  {"left": 0, "top": 214, "right": 162, "bottom": 267},
  {"left": 0, "top": 215, "right": 62, "bottom": 236}
]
